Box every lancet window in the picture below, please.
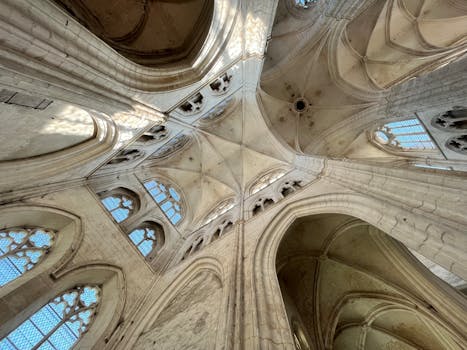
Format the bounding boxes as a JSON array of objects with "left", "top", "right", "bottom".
[
  {"left": 0, "top": 285, "right": 100, "bottom": 349},
  {"left": 374, "top": 119, "right": 435, "bottom": 151},
  {"left": 144, "top": 180, "right": 183, "bottom": 225},
  {"left": 128, "top": 222, "right": 164, "bottom": 258},
  {"left": 100, "top": 190, "right": 138, "bottom": 223},
  {"left": 0, "top": 227, "right": 55, "bottom": 287}
]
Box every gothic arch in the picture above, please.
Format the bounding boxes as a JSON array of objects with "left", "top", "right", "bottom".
[
  {"left": 0, "top": 0, "right": 240, "bottom": 92},
  {"left": 0, "top": 204, "right": 83, "bottom": 298},
  {"left": 122, "top": 257, "right": 228, "bottom": 349},
  {"left": 251, "top": 193, "right": 467, "bottom": 349},
  {"left": 0, "top": 263, "right": 126, "bottom": 350},
  {"left": 0, "top": 109, "right": 117, "bottom": 189}
]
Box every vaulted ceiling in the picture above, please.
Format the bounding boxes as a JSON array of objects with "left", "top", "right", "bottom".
[
  {"left": 277, "top": 214, "right": 466, "bottom": 350},
  {"left": 261, "top": 0, "right": 467, "bottom": 157},
  {"left": 52, "top": 0, "right": 214, "bottom": 66}
]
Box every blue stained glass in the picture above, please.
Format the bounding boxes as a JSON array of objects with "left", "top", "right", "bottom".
[
  {"left": 169, "top": 188, "right": 180, "bottom": 201},
  {"left": 161, "top": 201, "right": 173, "bottom": 211},
  {"left": 377, "top": 118, "right": 435, "bottom": 150},
  {"left": 37, "top": 341, "right": 55, "bottom": 350},
  {"left": 0, "top": 339, "right": 16, "bottom": 350},
  {"left": 29, "top": 231, "right": 53, "bottom": 248},
  {"left": 0, "top": 257, "right": 22, "bottom": 286},
  {"left": 138, "top": 240, "right": 153, "bottom": 256},
  {"left": 80, "top": 286, "right": 98, "bottom": 307},
  {"left": 102, "top": 197, "right": 119, "bottom": 211},
  {"left": 1, "top": 286, "right": 99, "bottom": 350},
  {"left": 129, "top": 229, "right": 145, "bottom": 245},
  {"left": 171, "top": 213, "right": 182, "bottom": 225},
  {"left": 145, "top": 180, "right": 183, "bottom": 225}
]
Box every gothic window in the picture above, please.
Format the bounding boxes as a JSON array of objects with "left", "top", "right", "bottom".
[
  {"left": 211, "top": 220, "right": 234, "bottom": 242},
  {"left": 150, "top": 134, "right": 191, "bottom": 160},
  {"left": 209, "top": 72, "right": 232, "bottom": 94},
  {"left": 179, "top": 92, "right": 204, "bottom": 114},
  {"left": 0, "top": 89, "right": 53, "bottom": 110},
  {"left": 107, "top": 149, "right": 144, "bottom": 165},
  {"left": 433, "top": 107, "right": 467, "bottom": 131},
  {"left": 252, "top": 198, "right": 275, "bottom": 216},
  {"left": 374, "top": 119, "right": 436, "bottom": 151},
  {"left": 181, "top": 236, "right": 204, "bottom": 261},
  {"left": 144, "top": 180, "right": 183, "bottom": 225},
  {"left": 100, "top": 190, "right": 138, "bottom": 223},
  {"left": 138, "top": 125, "right": 168, "bottom": 143},
  {"left": 250, "top": 169, "right": 287, "bottom": 195},
  {"left": 203, "top": 198, "right": 235, "bottom": 225},
  {"left": 447, "top": 134, "right": 467, "bottom": 155},
  {"left": 0, "top": 227, "right": 55, "bottom": 287},
  {"left": 0, "top": 285, "right": 100, "bottom": 349},
  {"left": 280, "top": 180, "right": 302, "bottom": 198},
  {"left": 128, "top": 222, "right": 164, "bottom": 258},
  {"left": 294, "top": 0, "right": 318, "bottom": 9}
]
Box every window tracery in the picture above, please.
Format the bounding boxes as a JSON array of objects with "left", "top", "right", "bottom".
[
  {"left": 107, "top": 149, "right": 144, "bottom": 165},
  {"left": 0, "top": 227, "right": 55, "bottom": 287},
  {"left": 252, "top": 198, "right": 275, "bottom": 216},
  {"left": 150, "top": 134, "right": 191, "bottom": 160},
  {"left": 433, "top": 107, "right": 467, "bottom": 131},
  {"left": 294, "top": 0, "right": 318, "bottom": 9},
  {"left": 211, "top": 220, "right": 234, "bottom": 242},
  {"left": 181, "top": 236, "right": 204, "bottom": 261},
  {"left": 138, "top": 125, "right": 168, "bottom": 143},
  {"left": 374, "top": 119, "right": 435, "bottom": 151},
  {"left": 144, "top": 180, "right": 183, "bottom": 225},
  {"left": 100, "top": 190, "right": 138, "bottom": 223},
  {"left": 203, "top": 198, "right": 235, "bottom": 226},
  {"left": 179, "top": 92, "right": 204, "bottom": 114},
  {"left": 447, "top": 134, "right": 467, "bottom": 155},
  {"left": 0, "top": 285, "right": 100, "bottom": 350},
  {"left": 250, "top": 169, "right": 287, "bottom": 195},
  {"left": 280, "top": 180, "right": 302, "bottom": 198},
  {"left": 209, "top": 72, "right": 232, "bottom": 94},
  {"left": 128, "top": 222, "right": 164, "bottom": 259}
]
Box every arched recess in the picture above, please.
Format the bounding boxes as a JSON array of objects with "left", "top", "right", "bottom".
[
  {"left": 122, "top": 257, "right": 230, "bottom": 350},
  {"left": 0, "top": 106, "right": 117, "bottom": 189},
  {"left": 0, "top": 204, "right": 83, "bottom": 298},
  {"left": 0, "top": 0, "right": 240, "bottom": 91},
  {"left": 0, "top": 263, "right": 126, "bottom": 349},
  {"left": 250, "top": 194, "right": 467, "bottom": 349}
]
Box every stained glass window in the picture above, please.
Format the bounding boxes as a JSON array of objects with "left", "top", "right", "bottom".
[
  {"left": 0, "top": 285, "right": 100, "bottom": 350},
  {"left": 0, "top": 227, "right": 55, "bottom": 287},
  {"left": 101, "top": 194, "right": 135, "bottom": 223},
  {"left": 128, "top": 223, "right": 163, "bottom": 257},
  {"left": 144, "top": 180, "right": 183, "bottom": 225},
  {"left": 375, "top": 119, "right": 436, "bottom": 150}
]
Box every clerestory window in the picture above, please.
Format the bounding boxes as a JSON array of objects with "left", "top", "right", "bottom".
[
  {"left": 128, "top": 222, "right": 164, "bottom": 258},
  {"left": 374, "top": 119, "right": 435, "bottom": 151},
  {"left": 100, "top": 191, "right": 137, "bottom": 223},
  {"left": 0, "top": 227, "right": 55, "bottom": 287},
  {"left": 144, "top": 180, "right": 183, "bottom": 225},
  {"left": 0, "top": 285, "right": 100, "bottom": 349}
]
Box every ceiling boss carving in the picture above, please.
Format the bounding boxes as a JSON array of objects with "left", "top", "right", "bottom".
[{"left": 52, "top": 0, "right": 214, "bottom": 67}]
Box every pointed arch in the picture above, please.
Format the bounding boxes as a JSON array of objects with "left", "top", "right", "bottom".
[{"left": 0, "top": 204, "right": 83, "bottom": 298}]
